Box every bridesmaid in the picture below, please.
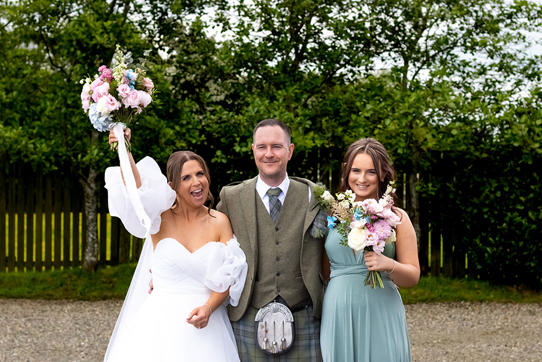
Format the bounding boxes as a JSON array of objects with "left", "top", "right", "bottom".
[{"left": 320, "top": 138, "right": 420, "bottom": 361}]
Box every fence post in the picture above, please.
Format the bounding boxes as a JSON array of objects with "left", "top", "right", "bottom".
[
  {"left": 26, "top": 175, "right": 34, "bottom": 271},
  {"left": 8, "top": 166, "right": 16, "bottom": 272},
  {"left": 16, "top": 167, "right": 25, "bottom": 271},
  {"left": 63, "top": 183, "right": 71, "bottom": 269},
  {"left": 35, "top": 175, "right": 43, "bottom": 272},
  {"left": 118, "top": 224, "right": 130, "bottom": 264},
  {"left": 110, "top": 216, "right": 119, "bottom": 266},
  {"left": 72, "top": 190, "right": 80, "bottom": 268},
  {"left": 418, "top": 189, "right": 429, "bottom": 276},
  {"left": 99, "top": 190, "right": 107, "bottom": 266},
  {"left": 0, "top": 167, "right": 6, "bottom": 273},
  {"left": 53, "top": 174, "right": 62, "bottom": 269},
  {"left": 44, "top": 176, "right": 53, "bottom": 270}
]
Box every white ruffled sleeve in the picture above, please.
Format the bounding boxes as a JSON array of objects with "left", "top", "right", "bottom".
[
  {"left": 104, "top": 156, "right": 177, "bottom": 238},
  {"left": 204, "top": 237, "right": 248, "bottom": 307}
]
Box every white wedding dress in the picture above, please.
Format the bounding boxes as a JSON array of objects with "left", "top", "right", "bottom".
[{"left": 103, "top": 157, "right": 247, "bottom": 362}]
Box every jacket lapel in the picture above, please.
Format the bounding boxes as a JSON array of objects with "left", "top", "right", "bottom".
[
  {"left": 303, "top": 187, "right": 320, "bottom": 236},
  {"left": 238, "top": 177, "right": 259, "bottom": 258}
]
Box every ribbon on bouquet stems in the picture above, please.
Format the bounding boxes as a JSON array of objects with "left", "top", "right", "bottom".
[{"left": 112, "top": 123, "right": 151, "bottom": 237}]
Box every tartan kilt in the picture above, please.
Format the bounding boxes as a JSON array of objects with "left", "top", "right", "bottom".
[{"left": 232, "top": 305, "right": 322, "bottom": 362}]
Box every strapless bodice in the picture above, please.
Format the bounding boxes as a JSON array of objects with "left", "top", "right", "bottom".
[{"left": 151, "top": 238, "right": 219, "bottom": 295}]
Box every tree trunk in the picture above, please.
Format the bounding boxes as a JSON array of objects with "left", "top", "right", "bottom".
[{"left": 79, "top": 130, "right": 99, "bottom": 271}]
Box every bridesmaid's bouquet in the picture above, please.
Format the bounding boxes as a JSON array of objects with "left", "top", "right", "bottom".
[
  {"left": 314, "top": 182, "right": 401, "bottom": 289},
  {"left": 80, "top": 45, "right": 154, "bottom": 148}
]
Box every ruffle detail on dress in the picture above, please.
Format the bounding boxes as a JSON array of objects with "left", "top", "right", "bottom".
[
  {"left": 105, "top": 156, "right": 176, "bottom": 238},
  {"left": 204, "top": 237, "right": 248, "bottom": 307}
]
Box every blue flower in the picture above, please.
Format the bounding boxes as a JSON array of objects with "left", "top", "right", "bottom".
[
  {"left": 354, "top": 208, "right": 362, "bottom": 221},
  {"left": 88, "top": 103, "right": 113, "bottom": 132},
  {"left": 327, "top": 216, "right": 337, "bottom": 229},
  {"left": 365, "top": 216, "right": 371, "bottom": 224}
]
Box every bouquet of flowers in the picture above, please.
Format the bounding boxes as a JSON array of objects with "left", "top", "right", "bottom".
[
  {"left": 80, "top": 45, "right": 154, "bottom": 146},
  {"left": 314, "top": 182, "right": 401, "bottom": 288}
]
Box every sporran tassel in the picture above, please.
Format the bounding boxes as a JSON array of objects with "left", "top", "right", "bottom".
[
  {"left": 280, "top": 321, "right": 287, "bottom": 350},
  {"left": 271, "top": 321, "right": 278, "bottom": 353},
  {"left": 263, "top": 321, "right": 269, "bottom": 350}
]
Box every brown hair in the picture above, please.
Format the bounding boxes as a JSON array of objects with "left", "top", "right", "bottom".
[
  {"left": 339, "top": 138, "right": 398, "bottom": 202},
  {"left": 253, "top": 119, "right": 292, "bottom": 144},
  {"left": 167, "top": 151, "right": 214, "bottom": 214}
]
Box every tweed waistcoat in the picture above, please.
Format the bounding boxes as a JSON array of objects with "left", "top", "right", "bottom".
[{"left": 250, "top": 180, "right": 310, "bottom": 308}]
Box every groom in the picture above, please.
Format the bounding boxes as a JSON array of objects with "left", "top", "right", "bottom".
[{"left": 217, "top": 119, "right": 325, "bottom": 361}]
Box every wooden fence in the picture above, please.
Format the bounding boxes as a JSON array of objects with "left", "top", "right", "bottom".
[
  {"left": 0, "top": 164, "right": 141, "bottom": 272},
  {"left": 1, "top": 165, "right": 469, "bottom": 277}
]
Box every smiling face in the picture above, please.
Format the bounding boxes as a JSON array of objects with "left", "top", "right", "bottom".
[
  {"left": 252, "top": 125, "right": 294, "bottom": 186},
  {"left": 348, "top": 153, "right": 379, "bottom": 202},
  {"left": 175, "top": 160, "right": 210, "bottom": 208}
]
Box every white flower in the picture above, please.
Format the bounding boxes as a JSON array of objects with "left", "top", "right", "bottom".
[
  {"left": 350, "top": 219, "right": 366, "bottom": 229},
  {"left": 337, "top": 193, "right": 345, "bottom": 201},
  {"left": 348, "top": 227, "right": 367, "bottom": 251},
  {"left": 385, "top": 229, "right": 396, "bottom": 244},
  {"left": 322, "top": 190, "right": 335, "bottom": 203},
  {"left": 96, "top": 96, "right": 110, "bottom": 115},
  {"left": 340, "top": 200, "right": 350, "bottom": 209},
  {"left": 344, "top": 189, "right": 356, "bottom": 202}
]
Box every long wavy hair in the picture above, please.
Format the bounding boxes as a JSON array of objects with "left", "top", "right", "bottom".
[{"left": 167, "top": 151, "right": 214, "bottom": 215}]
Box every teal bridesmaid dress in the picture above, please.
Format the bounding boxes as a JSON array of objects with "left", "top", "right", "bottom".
[{"left": 320, "top": 228, "right": 411, "bottom": 362}]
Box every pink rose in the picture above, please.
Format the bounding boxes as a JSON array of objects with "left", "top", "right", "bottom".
[
  {"left": 143, "top": 77, "right": 154, "bottom": 93},
  {"left": 122, "top": 89, "right": 140, "bottom": 108},
  {"left": 90, "top": 79, "right": 103, "bottom": 93},
  {"left": 117, "top": 84, "right": 131, "bottom": 98},
  {"left": 92, "top": 82, "right": 110, "bottom": 102},
  {"left": 82, "top": 99, "right": 90, "bottom": 111},
  {"left": 98, "top": 65, "right": 107, "bottom": 72},
  {"left": 105, "top": 95, "right": 120, "bottom": 112},
  {"left": 100, "top": 68, "right": 113, "bottom": 82},
  {"left": 137, "top": 90, "right": 152, "bottom": 108}
]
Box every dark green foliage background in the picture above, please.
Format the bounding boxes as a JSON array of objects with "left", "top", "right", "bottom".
[{"left": 1, "top": 0, "right": 541, "bottom": 287}]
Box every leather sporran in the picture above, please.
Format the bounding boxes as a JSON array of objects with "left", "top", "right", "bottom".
[{"left": 254, "top": 302, "right": 294, "bottom": 355}]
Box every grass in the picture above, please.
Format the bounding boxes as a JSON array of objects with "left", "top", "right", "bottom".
[
  {"left": 399, "top": 276, "right": 542, "bottom": 304},
  {"left": 1, "top": 267, "right": 542, "bottom": 303},
  {"left": 0, "top": 264, "right": 136, "bottom": 300}
]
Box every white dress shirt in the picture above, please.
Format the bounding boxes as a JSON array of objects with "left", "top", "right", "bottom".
[{"left": 255, "top": 174, "right": 311, "bottom": 213}]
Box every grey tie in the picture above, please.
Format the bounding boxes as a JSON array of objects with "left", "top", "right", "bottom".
[{"left": 267, "top": 188, "right": 282, "bottom": 223}]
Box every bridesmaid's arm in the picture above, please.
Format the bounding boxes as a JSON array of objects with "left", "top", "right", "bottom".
[{"left": 388, "top": 208, "right": 420, "bottom": 287}]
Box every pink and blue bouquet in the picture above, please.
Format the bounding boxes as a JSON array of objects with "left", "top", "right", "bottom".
[
  {"left": 80, "top": 45, "right": 154, "bottom": 135},
  {"left": 314, "top": 182, "right": 401, "bottom": 288}
]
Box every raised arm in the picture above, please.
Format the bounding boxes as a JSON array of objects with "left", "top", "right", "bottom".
[{"left": 108, "top": 128, "right": 141, "bottom": 189}]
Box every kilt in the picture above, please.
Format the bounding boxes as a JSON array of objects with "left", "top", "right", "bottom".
[{"left": 232, "top": 305, "right": 322, "bottom": 362}]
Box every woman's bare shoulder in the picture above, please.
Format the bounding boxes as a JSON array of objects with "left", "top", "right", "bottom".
[{"left": 208, "top": 209, "right": 233, "bottom": 243}]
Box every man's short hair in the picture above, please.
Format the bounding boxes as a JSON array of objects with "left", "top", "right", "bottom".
[{"left": 252, "top": 119, "right": 292, "bottom": 144}]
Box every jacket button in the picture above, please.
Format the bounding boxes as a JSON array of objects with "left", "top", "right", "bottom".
[
  {"left": 276, "top": 256, "right": 280, "bottom": 261},
  {"left": 275, "top": 227, "right": 279, "bottom": 231},
  {"left": 275, "top": 241, "right": 279, "bottom": 245},
  {"left": 277, "top": 288, "right": 281, "bottom": 293},
  {"left": 276, "top": 272, "right": 280, "bottom": 276}
]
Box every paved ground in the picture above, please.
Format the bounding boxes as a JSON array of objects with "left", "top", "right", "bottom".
[{"left": 0, "top": 299, "right": 541, "bottom": 361}]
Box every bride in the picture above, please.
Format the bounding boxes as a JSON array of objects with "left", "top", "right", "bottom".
[{"left": 104, "top": 128, "right": 248, "bottom": 361}]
